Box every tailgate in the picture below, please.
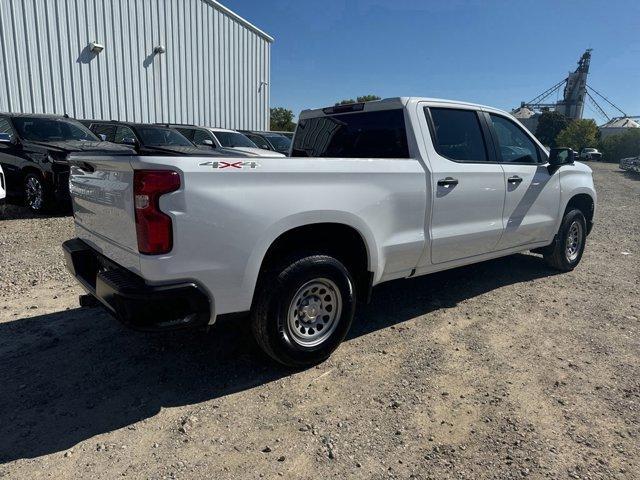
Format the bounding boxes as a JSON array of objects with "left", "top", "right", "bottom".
[{"left": 68, "top": 154, "right": 140, "bottom": 273}]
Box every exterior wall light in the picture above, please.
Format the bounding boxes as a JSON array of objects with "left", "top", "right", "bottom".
[
  {"left": 89, "top": 41, "right": 104, "bottom": 53},
  {"left": 153, "top": 45, "right": 166, "bottom": 54}
]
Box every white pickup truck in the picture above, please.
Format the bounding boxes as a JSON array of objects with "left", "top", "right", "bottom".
[{"left": 63, "top": 98, "right": 596, "bottom": 367}]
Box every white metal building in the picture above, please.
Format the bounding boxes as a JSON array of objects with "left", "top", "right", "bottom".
[{"left": 0, "top": 0, "right": 273, "bottom": 130}]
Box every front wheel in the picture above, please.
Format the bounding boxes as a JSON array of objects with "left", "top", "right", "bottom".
[
  {"left": 23, "top": 172, "right": 51, "bottom": 213},
  {"left": 543, "top": 209, "right": 587, "bottom": 271},
  {"left": 251, "top": 254, "right": 356, "bottom": 368}
]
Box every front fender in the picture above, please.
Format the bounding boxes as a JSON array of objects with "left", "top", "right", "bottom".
[{"left": 556, "top": 163, "right": 597, "bottom": 232}]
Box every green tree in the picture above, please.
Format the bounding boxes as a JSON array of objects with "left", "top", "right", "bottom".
[
  {"left": 555, "top": 119, "right": 599, "bottom": 151},
  {"left": 599, "top": 128, "right": 640, "bottom": 162},
  {"left": 270, "top": 107, "right": 296, "bottom": 132},
  {"left": 336, "top": 94, "right": 381, "bottom": 106},
  {"left": 534, "top": 111, "right": 569, "bottom": 147}
]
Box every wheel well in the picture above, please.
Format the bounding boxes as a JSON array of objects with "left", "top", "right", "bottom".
[
  {"left": 257, "top": 223, "right": 373, "bottom": 303},
  {"left": 566, "top": 194, "right": 594, "bottom": 234},
  {"left": 21, "top": 167, "right": 43, "bottom": 181}
]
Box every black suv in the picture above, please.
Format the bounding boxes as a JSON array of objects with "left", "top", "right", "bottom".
[
  {"left": 239, "top": 130, "right": 291, "bottom": 155},
  {"left": 0, "top": 113, "right": 134, "bottom": 212},
  {"left": 84, "top": 120, "right": 246, "bottom": 157}
]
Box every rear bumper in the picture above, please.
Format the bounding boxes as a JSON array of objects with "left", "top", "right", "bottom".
[{"left": 62, "top": 238, "right": 211, "bottom": 331}]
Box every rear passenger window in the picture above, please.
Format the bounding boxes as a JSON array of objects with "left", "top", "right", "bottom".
[
  {"left": 176, "top": 128, "right": 195, "bottom": 141},
  {"left": 114, "top": 126, "right": 136, "bottom": 144},
  {"left": 428, "top": 108, "right": 487, "bottom": 162},
  {"left": 291, "top": 109, "right": 409, "bottom": 158},
  {"left": 488, "top": 114, "right": 539, "bottom": 163},
  {"left": 91, "top": 124, "right": 116, "bottom": 142},
  {"left": 192, "top": 130, "right": 214, "bottom": 146},
  {"left": 0, "top": 118, "right": 14, "bottom": 141}
]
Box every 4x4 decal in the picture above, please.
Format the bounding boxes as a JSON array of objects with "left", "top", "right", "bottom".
[{"left": 199, "top": 161, "right": 261, "bottom": 169}]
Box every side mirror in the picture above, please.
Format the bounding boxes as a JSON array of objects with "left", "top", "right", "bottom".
[
  {"left": 98, "top": 133, "right": 107, "bottom": 141},
  {"left": 0, "top": 132, "right": 13, "bottom": 143},
  {"left": 121, "top": 137, "right": 138, "bottom": 147},
  {"left": 549, "top": 147, "right": 575, "bottom": 167},
  {"left": 201, "top": 139, "right": 215, "bottom": 147}
]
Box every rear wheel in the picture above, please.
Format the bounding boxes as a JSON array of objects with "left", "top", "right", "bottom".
[
  {"left": 543, "top": 209, "right": 587, "bottom": 271},
  {"left": 251, "top": 253, "right": 356, "bottom": 368},
  {"left": 23, "top": 172, "right": 51, "bottom": 213}
]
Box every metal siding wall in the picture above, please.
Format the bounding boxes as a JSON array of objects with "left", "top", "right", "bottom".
[{"left": 0, "top": 0, "right": 270, "bottom": 130}]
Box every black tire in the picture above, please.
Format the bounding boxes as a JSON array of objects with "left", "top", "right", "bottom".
[
  {"left": 251, "top": 253, "right": 356, "bottom": 368},
  {"left": 23, "top": 172, "right": 52, "bottom": 213},
  {"left": 543, "top": 209, "right": 587, "bottom": 271}
]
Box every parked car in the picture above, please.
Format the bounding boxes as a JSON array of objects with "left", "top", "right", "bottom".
[
  {"left": 620, "top": 155, "right": 640, "bottom": 173},
  {"left": 0, "top": 164, "right": 5, "bottom": 213},
  {"left": 271, "top": 130, "right": 294, "bottom": 140},
  {"left": 164, "top": 124, "right": 285, "bottom": 157},
  {"left": 579, "top": 147, "right": 602, "bottom": 161},
  {"left": 0, "top": 113, "right": 134, "bottom": 212},
  {"left": 63, "top": 97, "right": 596, "bottom": 367},
  {"left": 84, "top": 120, "right": 245, "bottom": 157},
  {"left": 240, "top": 130, "right": 292, "bottom": 155}
]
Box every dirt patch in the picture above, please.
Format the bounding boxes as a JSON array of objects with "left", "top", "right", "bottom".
[{"left": 1, "top": 162, "right": 638, "bottom": 479}]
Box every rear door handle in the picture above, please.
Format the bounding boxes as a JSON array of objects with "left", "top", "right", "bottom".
[
  {"left": 437, "top": 177, "right": 459, "bottom": 187},
  {"left": 507, "top": 175, "right": 523, "bottom": 185}
]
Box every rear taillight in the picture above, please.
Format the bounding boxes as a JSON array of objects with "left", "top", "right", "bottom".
[{"left": 133, "top": 170, "right": 180, "bottom": 255}]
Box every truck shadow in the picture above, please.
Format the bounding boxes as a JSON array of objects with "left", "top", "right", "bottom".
[
  {"left": 618, "top": 169, "right": 640, "bottom": 181},
  {"left": 351, "top": 252, "right": 557, "bottom": 339},
  {"left": 0, "top": 253, "right": 557, "bottom": 462},
  {"left": 1, "top": 204, "right": 71, "bottom": 221}
]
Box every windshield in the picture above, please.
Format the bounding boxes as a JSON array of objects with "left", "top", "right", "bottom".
[
  {"left": 12, "top": 117, "right": 99, "bottom": 142},
  {"left": 265, "top": 134, "right": 291, "bottom": 150},
  {"left": 135, "top": 126, "right": 193, "bottom": 147},
  {"left": 214, "top": 131, "right": 257, "bottom": 148}
]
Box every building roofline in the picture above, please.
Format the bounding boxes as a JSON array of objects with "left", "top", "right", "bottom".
[{"left": 206, "top": 0, "right": 274, "bottom": 43}]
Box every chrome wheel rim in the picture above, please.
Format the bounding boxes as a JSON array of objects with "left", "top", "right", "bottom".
[
  {"left": 25, "top": 176, "right": 43, "bottom": 210},
  {"left": 565, "top": 220, "right": 583, "bottom": 262},
  {"left": 287, "top": 278, "right": 342, "bottom": 348}
]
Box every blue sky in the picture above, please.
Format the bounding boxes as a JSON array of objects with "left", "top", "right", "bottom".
[{"left": 223, "top": 0, "right": 640, "bottom": 122}]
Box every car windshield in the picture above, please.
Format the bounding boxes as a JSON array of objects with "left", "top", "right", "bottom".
[
  {"left": 12, "top": 117, "right": 99, "bottom": 142},
  {"left": 214, "top": 131, "right": 257, "bottom": 148},
  {"left": 136, "top": 126, "right": 193, "bottom": 147},
  {"left": 265, "top": 134, "right": 291, "bottom": 150}
]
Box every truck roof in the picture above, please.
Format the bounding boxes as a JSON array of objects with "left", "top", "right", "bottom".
[
  {"left": 0, "top": 112, "right": 74, "bottom": 119},
  {"left": 87, "top": 120, "right": 163, "bottom": 128},
  {"left": 298, "top": 97, "right": 510, "bottom": 120}
]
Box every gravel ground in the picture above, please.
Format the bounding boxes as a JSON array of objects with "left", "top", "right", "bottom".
[{"left": 0, "top": 162, "right": 638, "bottom": 479}]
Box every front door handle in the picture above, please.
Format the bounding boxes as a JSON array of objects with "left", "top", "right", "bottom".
[
  {"left": 437, "top": 177, "right": 459, "bottom": 187},
  {"left": 508, "top": 175, "right": 523, "bottom": 185}
]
